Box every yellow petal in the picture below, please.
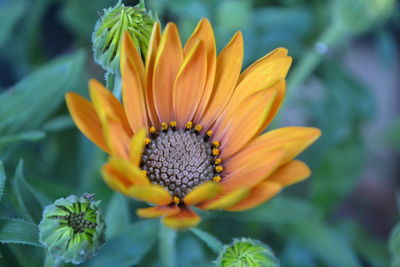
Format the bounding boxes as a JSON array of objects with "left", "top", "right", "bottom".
[
  {"left": 214, "top": 88, "right": 277, "bottom": 159},
  {"left": 221, "top": 149, "right": 285, "bottom": 193},
  {"left": 198, "top": 188, "right": 249, "bottom": 210},
  {"left": 145, "top": 22, "right": 162, "bottom": 127},
  {"left": 162, "top": 206, "right": 201, "bottom": 229},
  {"left": 121, "top": 33, "right": 148, "bottom": 133},
  {"left": 101, "top": 163, "right": 131, "bottom": 195},
  {"left": 65, "top": 92, "right": 110, "bottom": 153},
  {"left": 88, "top": 79, "right": 132, "bottom": 136},
  {"left": 127, "top": 184, "right": 172, "bottom": 206},
  {"left": 183, "top": 181, "right": 222, "bottom": 206},
  {"left": 237, "top": 127, "right": 321, "bottom": 165},
  {"left": 267, "top": 160, "right": 311, "bottom": 186},
  {"left": 129, "top": 128, "right": 147, "bottom": 166},
  {"left": 226, "top": 181, "right": 281, "bottom": 211},
  {"left": 184, "top": 19, "right": 217, "bottom": 123},
  {"left": 107, "top": 157, "right": 149, "bottom": 186},
  {"left": 153, "top": 23, "right": 183, "bottom": 123},
  {"left": 199, "top": 31, "right": 243, "bottom": 129},
  {"left": 137, "top": 205, "right": 180, "bottom": 218},
  {"left": 173, "top": 41, "right": 207, "bottom": 127}
]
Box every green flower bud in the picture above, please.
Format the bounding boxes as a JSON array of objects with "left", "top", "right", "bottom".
[
  {"left": 216, "top": 238, "right": 279, "bottom": 267},
  {"left": 333, "top": 0, "right": 395, "bottom": 34},
  {"left": 92, "top": 0, "right": 157, "bottom": 74},
  {"left": 39, "top": 194, "right": 105, "bottom": 265}
]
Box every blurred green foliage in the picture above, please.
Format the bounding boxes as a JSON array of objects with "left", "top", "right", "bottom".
[{"left": 0, "top": 0, "right": 399, "bottom": 266}]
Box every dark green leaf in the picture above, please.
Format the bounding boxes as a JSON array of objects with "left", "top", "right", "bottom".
[
  {"left": 0, "top": 1, "right": 26, "bottom": 47},
  {"left": 85, "top": 220, "right": 159, "bottom": 267},
  {"left": 287, "top": 220, "right": 361, "bottom": 267},
  {"left": 0, "top": 130, "right": 45, "bottom": 146},
  {"left": 12, "top": 160, "right": 44, "bottom": 224},
  {"left": 105, "top": 193, "right": 130, "bottom": 238},
  {"left": 0, "top": 50, "right": 86, "bottom": 135},
  {"left": 389, "top": 223, "right": 400, "bottom": 267},
  {"left": 0, "top": 217, "right": 41, "bottom": 247},
  {"left": 0, "top": 162, "right": 5, "bottom": 202}
]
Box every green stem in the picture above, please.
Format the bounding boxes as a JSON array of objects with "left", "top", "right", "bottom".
[
  {"left": 43, "top": 253, "right": 58, "bottom": 267},
  {"left": 286, "top": 22, "right": 345, "bottom": 102},
  {"left": 105, "top": 71, "right": 115, "bottom": 91},
  {"left": 159, "top": 222, "right": 177, "bottom": 267},
  {"left": 105, "top": 71, "right": 122, "bottom": 100},
  {"left": 190, "top": 228, "right": 224, "bottom": 253}
]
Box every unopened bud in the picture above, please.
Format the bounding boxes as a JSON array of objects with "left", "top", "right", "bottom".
[
  {"left": 39, "top": 194, "right": 105, "bottom": 264},
  {"left": 92, "top": 0, "right": 157, "bottom": 74},
  {"left": 216, "top": 238, "right": 279, "bottom": 267}
]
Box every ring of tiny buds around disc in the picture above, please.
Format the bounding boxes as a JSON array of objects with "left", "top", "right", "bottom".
[{"left": 141, "top": 121, "right": 223, "bottom": 204}]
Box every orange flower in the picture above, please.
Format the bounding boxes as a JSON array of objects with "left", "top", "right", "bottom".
[{"left": 66, "top": 19, "right": 320, "bottom": 229}]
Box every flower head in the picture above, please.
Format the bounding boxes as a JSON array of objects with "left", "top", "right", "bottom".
[
  {"left": 66, "top": 19, "right": 320, "bottom": 229},
  {"left": 92, "top": 0, "right": 156, "bottom": 73},
  {"left": 39, "top": 194, "right": 105, "bottom": 264},
  {"left": 216, "top": 238, "right": 279, "bottom": 267}
]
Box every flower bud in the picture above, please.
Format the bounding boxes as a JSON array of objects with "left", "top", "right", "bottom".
[
  {"left": 39, "top": 194, "right": 105, "bottom": 264},
  {"left": 333, "top": 0, "right": 395, "bottom": 34},
  {"left": 216, "top": 238, "right": 280, "bottom": 267},
  {"left": 92, "top": 0, "right": 156, "bottom": 74}
]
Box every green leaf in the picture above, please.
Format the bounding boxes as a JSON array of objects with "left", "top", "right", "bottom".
[
  {"left": 105, "top": 193, "right": 130, "bottom": 238},
  {"left": 0, "top": 130, "right": 45, "bottom": 146},
  {"left": 389, "top": 222, "right": 400, "bottom": 267},
  {"left": 41, "top": 115, "right": 74, "bottom": 132},
  {"left": 0, "top": 217, "right": 41, "bottom": 247},
  {"left": 0, "top": 50, "right": 86, "bottom": 135},
  {"left": 12, "top": 160, "right": 44, "bottom": 224},
  {"left": 190, "top": 228, "right": 223, "bottom": 253},
  {"left": 287, "top": 220, "right": 361, "bottom": 267},
  {"left": 0, "top": 1, "right": 26, "bottom": 47},
  {"left": 85, "top": 220, "right": 159, "bottom": 267},
  {"left": 0, "top": 162, "right": 5, "bottom": 203}
]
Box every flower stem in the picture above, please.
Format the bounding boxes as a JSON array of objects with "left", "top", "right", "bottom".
[
  {"left": 286, "top": 22, "right": 345, "bottom": 102},
  {"left": 43, "top": 253, "right": 58, "bottom": 267},
  {"left": 190, "top": 228, "right": 224, "bottom": 253},
  {"left": 159, "top": 222, "right": 177, "bottom": 267}
]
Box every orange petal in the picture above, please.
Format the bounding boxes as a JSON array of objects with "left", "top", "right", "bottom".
[
  {"left": 137, "top": 205, "right": 180, "bottom": 218},
  {"left": 162, "top": 206, "right": 201, "bottom": 229},
  {"left": 102, "top": 166, "right": 130, "bottom": 195},
  {"left": 214, "top": 88, "right": 277, "bottom": 159},
  {"left": 127, "top": 184, "right": 172, "bottom": 206},
  {"left": 199, "top": 31, "right": 243, "bottom": 129},
  {"left": 220, "top": 49, "right": 292, "bottom": 120},
  {"left": 173, "top": 41, "right": 207, "bottom": 127},
  {"left": 102, "top": 116, "right": 130, "bottom": 159},
  {"left": 153, "top": 23, "right": 183, "bottom": 123},
  {"left": 257, "top": 80, "right": 286, "bottom": 134},
  {"left": 88, "top": 79, "right": 132, "bottom": 135},
  {"left": 197, "top": 188, "right": 249, "bottom": 210},
  {"left": 129, "top": 128, "right": 147, "bottom": 166},
  {"left": 65, "top": 92, "right": 110, "bottom": 153},
  {"left": 145, "top": 22, "right": 162, "bottom": 127},
  {"left": 121, "top": 32, "right": 148, "bottom": 133},
  {"left": 267, "top": 160, "right": 311, "bottom": 186},
  {"left": 234, "top": 127, "right": 321, "bottom": 166},
  {"left": 183, "top": 181, "right": 222, "bottom": 206},
  {"left": 102, "top": 157, "right": 149, "bottom": 187},
  {"left": 226, "top": 181, "right": 281, "bottom": 211},
  {"left": 221, "top": 149, "right": 285, "bottom": 193},
  {"left": 183, "top": 19, "right": 217, "bottom": 123}
]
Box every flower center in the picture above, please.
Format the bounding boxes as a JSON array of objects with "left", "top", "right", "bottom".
[
  {"left": 49, "top": 205, "right": 97, "bottom": 234},
  {"left": 141, "top": 122, "right": 223, "bottom": 200}
]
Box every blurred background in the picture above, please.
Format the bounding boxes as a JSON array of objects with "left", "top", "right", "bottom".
[{"left": 0, "top": 0, "right": 399, "bottom": 266}]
